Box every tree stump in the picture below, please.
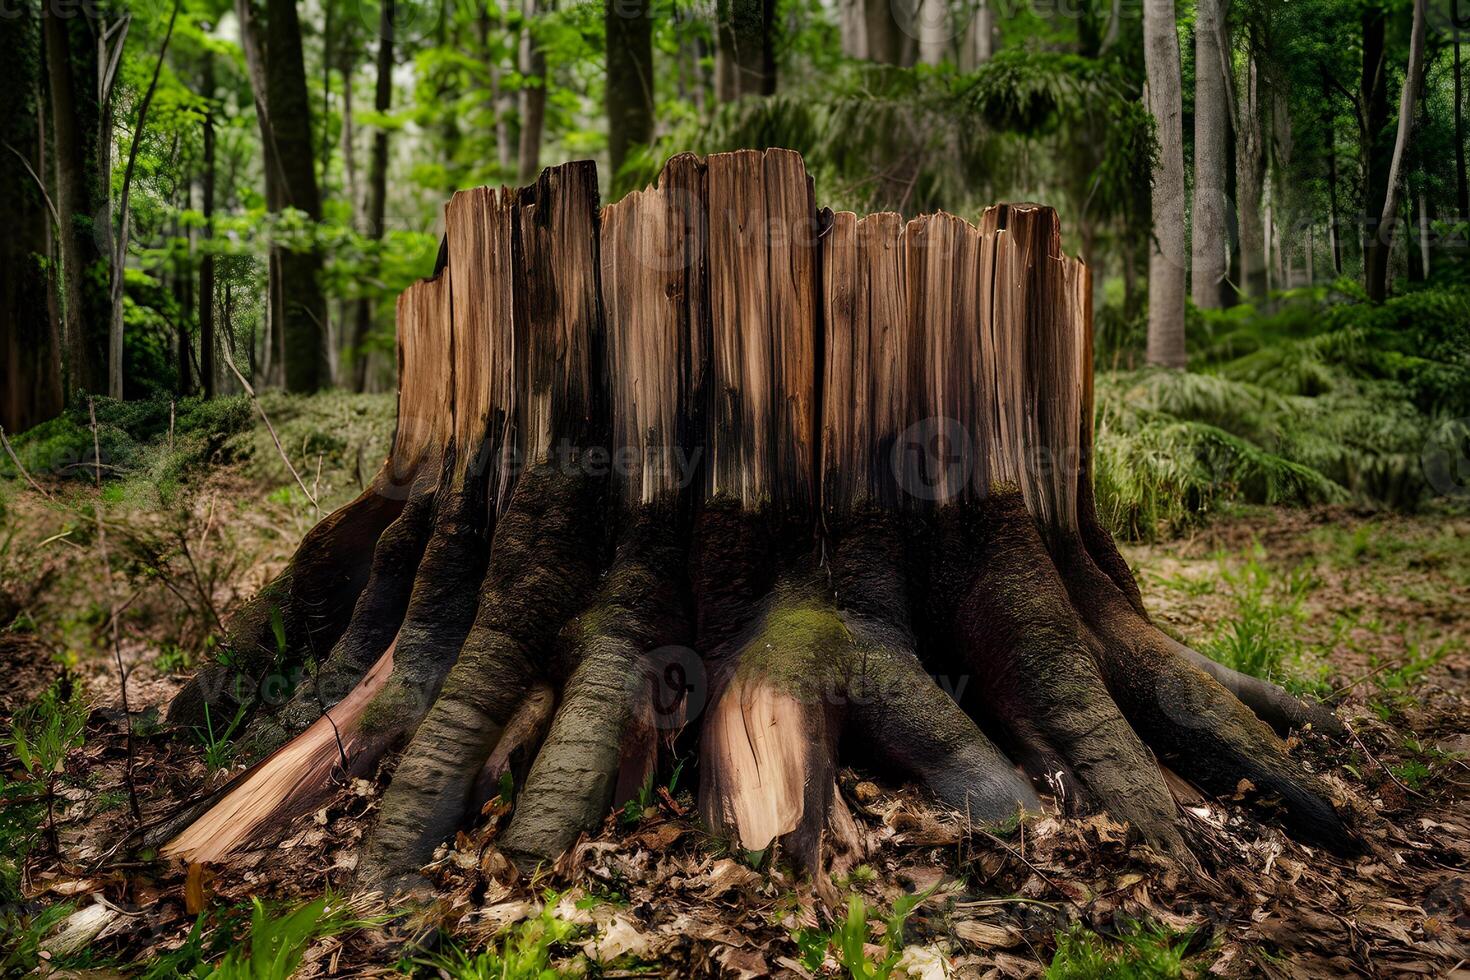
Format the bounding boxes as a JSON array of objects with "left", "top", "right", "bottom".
[{"left": 162, "top": 150, "right": 1354, "bottom": 893}]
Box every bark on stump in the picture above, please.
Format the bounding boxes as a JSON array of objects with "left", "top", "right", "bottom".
[{"left": 162, "top": 151, "right": 1355, "bottom": 894}]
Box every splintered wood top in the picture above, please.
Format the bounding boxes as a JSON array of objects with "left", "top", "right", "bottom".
[{"left": 387, "top": 150, "right": 1090, "bottom": 527}]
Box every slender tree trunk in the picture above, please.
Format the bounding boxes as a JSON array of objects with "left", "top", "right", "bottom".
[
  {"left": 352, "top": 0, "right": 394, "bottom": 391},
  {"left": 200, "top": 53, "right": 217, "bottom": 398},
  {"left": 606, "top": 0, "right": 655, "bottom": 180},
  {"left": 341, "top": 58, "right": 359, "bottom": 223},
  {"left": 1142, "top": 0, "right": 1186, "bottom": 367},
  {"left": 109, "top": 0, "right": 180, "bottom": 399},
  {"left": 1368, "top": 0, "right": 1426, "bottom": 302},
  {"left": 1456, "top": 33, "right": 1468, "bottom": 220},
  {"left": 262, "top": 0, "right": 330, "bottom": 389},
  {"left": 840, "top": 0, "right": 866, "bottom": 57},
  {"left": 1325, "top": 96, "right": 1343, "bottom": 275},
  {"left": 918, "top": 0, "right": 948, "bottom": 64},
  {"left": 1361, "top": 7, "right": 1391, "bottom": 300},
  {"left": 518, "top": 0, "right": 548, "bottom": 182},
  {"left": 863, "top": 0, "right": 904, "bottom": 65},
  {"left": 478, "top": 6, "right": 515, "bottom": 177},
  {"left": 2, "top": 6, "right": 63, "bottom": 431},
  {"left": 1235, "top": 51, "right": 1267, "bottom": 298},
  {"left": 961, "top": 2, "right": 995, "bottom": 69},
  {"left": 236, "top": 0, "right": 281, "bottom": 387},
  {"left": 43, "top": 13, "right": 108, "bottom": 395},
  {"left": 176, "top": 189, "right": 193, "bottom": 396},
  {"left": 1192, "top": 0, "right": 1229, "bottom": 308},
  {"left": 716, "top": 0, "right": 776, "bottom": 101}
]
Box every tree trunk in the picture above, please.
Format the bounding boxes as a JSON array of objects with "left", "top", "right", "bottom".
[
  {"left": 175, "top": 188, "right": 194, "bottom": 396},
  {"left": 1235, "top": 50, "right": 1267, "bottom": 299},
  {"left": 716, "top": 0, "right": 776, "bottom": 101},
  {"left": 43, "top": 12, "right": 109, "bottom": 396},
  {"left": 351, "top": 0, "right": 394, "bottom": 392},
  {"left": 1191, "top": 0, "right": 1229, "bottom": 308},
  {"left": 605, "top": 0, "right": 655, "bottom": 180},
  {"left": 1360, "top": 6, "right": 1391, "bottom": 301},
  {"left": 340, "top": 56, "right": 359, "bottom": 223},
  {"left": 265, "top": 0, "right": 330, "bottom": 390},
  {"left": 1142, "top": 0, "right": 1186, "bottom": 367},
  {"left": 1368, "top": 0, "right": 1427, "bottom": 302},
  {"left": 863, "top": 0, "right": 904, "bottom": 65},
  {"left": 518, "top": 0, "right": 548, "bottom": 182},
  {"left": 961, "top": 2, "right": 995, "bottom": 69},
  {"left": 200, "top": 53, "right": 217, "bottom": 399},
  {"left": 161, "top": 150, "right": 1356, "bottom": 896},
  {"left": 1456, "top": 34, "right": 1467, "bottom": 221},
  {"left": 1325, "top": 90, "right": 1343, "bottom": 275},
  {"left": 840, "top": 0, "right": 866, "bottom": 57},
  {"left": 2, "top": 6, "right": 63, "bottom": 432}
]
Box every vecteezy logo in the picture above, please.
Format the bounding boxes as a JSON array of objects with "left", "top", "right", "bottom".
[
  {"left": 891, "top": 417, "right": 974, "bottom": 502},
  {"left": 630, "top": 645, "right": 707, "bottom": 729}
]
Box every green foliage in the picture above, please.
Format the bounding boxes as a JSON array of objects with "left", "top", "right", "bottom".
[
  {"left": 1045, "top": 921, "right": 1196, "bottom": 979},
  {"left": 209, "top": 897, "right": 332, "bottom": 979},
  {"left": 620, "top": 754, "right": 686, "bottom": 825},
  {"left": 6, "top": 677, "right": 87, "bottom": 783},
  {"left": 194, "top": 699, "right": 248, "bottom": 772},
  {"left": 793, "top": 890, "right": 930, "bottom": 979},
  {"left": 1095, "top": 285, "right": 1470, "bottom": 539},
  {"left": 415, "top": 892, "right": 582, "bottom": 979},
  {"left": 1198, "top": 549, "right": 1330, "bottom": 696},
  {"left": 0, "top": 900, "right": 77, "bottom": 975},
  {"left": 1, "top": 395, "right": 251, "bottom": 488}
]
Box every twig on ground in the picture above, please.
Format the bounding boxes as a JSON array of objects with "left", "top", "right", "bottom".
[
  {"left": 0, "top": 426, "right": 55, "bottom": 501},
  {"left": 1347, "top": 722, "right": 1427, "bottom": 800},
  {"left": 199, "top": 494, "right": 216, "bottom": 552},
  {"left": 89, "top": 398, "right": 142, "bottom": 823},
  {"left": 220, "top": 351, "right": 319, "bottom": 512},
  {"left": 312, "top": 452, "right": 324, "bottom": 512},
  {"left": 974, "top": 825, "right": 1063, "bottom": 893}
]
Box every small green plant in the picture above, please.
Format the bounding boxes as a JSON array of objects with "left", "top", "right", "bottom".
[
  {"left": 1046, "top": 920, "right": 1196, "bottom": 979},
  {"left": 1199, "top": 549, "right": 1331, "bottom": 697},
  {"left": 5, "top": 676, "right": 88, "bottom": 853},
  {"left": 794, "top": 890, "right": 931, "bottom": 979},
  {"left": 194, "top": 699, "right": 248, "bottom": 771},
  {"left": 416, "top": 891, "right": 582, "bottom": 979},
  {"left": 0, "top": 900, "right": 77, "bottom": 974},
  {"left": 619, "top": 755, "right": 686, "bottom": 825},
  {"left": 207, "top": 895, "right": 367, "bottom": 979}
]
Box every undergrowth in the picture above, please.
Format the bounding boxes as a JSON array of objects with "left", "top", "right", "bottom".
[
  {"left": 1045, "top": 920, "right": 1198, "bottom": 978},
  {"left": 1095, "top": 282, "right": 1470, "bottom": 539},
  {"left": 412, "top": 891, "right": 583, "bottom": 979}
]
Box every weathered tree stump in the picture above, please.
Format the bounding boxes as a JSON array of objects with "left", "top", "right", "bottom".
[{"left": 163, "top": 150, "right": 1354, "bottom": 894}]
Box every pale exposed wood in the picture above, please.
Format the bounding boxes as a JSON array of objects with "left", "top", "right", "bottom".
[
  {"left": 163, "top": 640, "right": 397, "bottom": 864},
  {"left": 699, "top": 675, "right": 810, "bottom": 851}
]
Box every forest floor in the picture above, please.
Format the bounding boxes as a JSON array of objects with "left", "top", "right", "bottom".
[{"left": 1, "top": 393, "right": 1468, "bottom": 978}]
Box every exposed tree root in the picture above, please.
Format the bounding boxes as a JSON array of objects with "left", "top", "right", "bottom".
[
  {"left": 498, "top": 512, "right": 690, "bottom": 868},
  {"left": 165, "top": 150, "right": 1358, "bottom": 899}
]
